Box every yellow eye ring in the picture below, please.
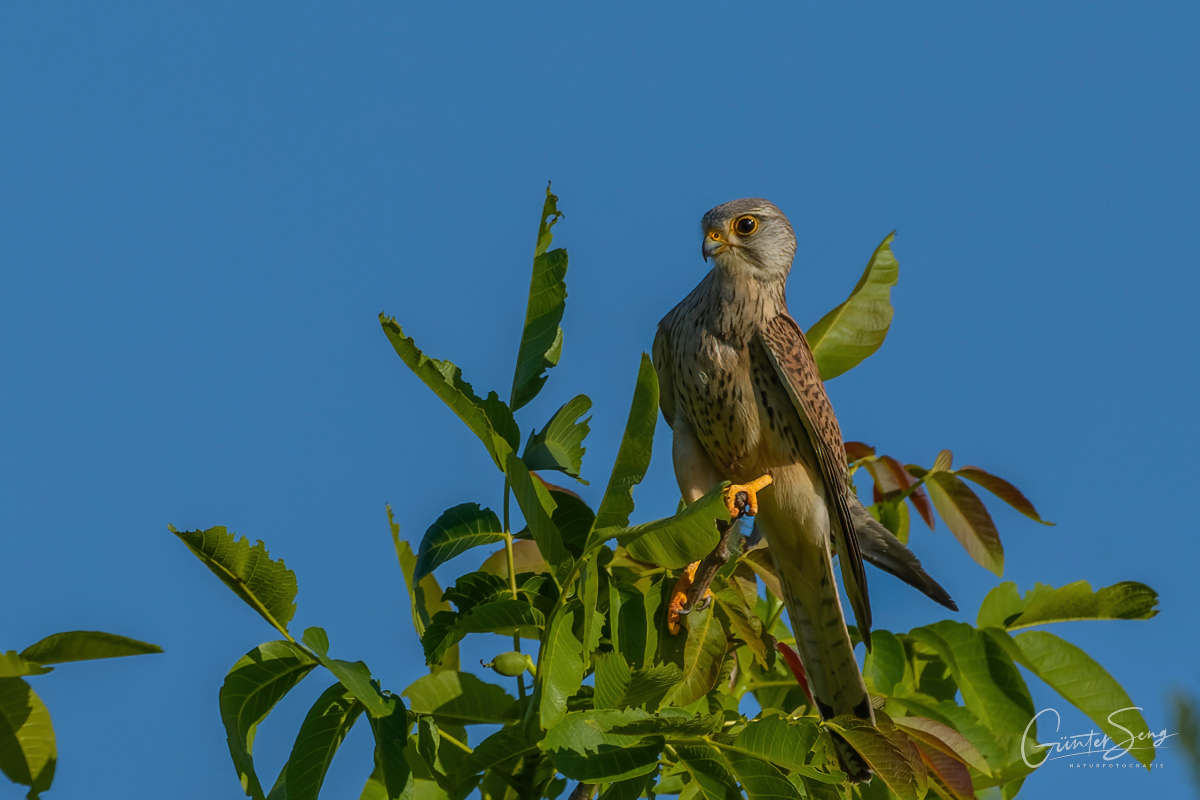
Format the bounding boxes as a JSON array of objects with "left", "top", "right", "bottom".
[{"left": 734, "top": 216, "right": 757, "bottom": 236}]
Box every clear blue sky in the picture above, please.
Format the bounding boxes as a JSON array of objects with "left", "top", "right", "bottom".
[{"left": 2, "top": 3, "right": 1197, "bottom": 798}]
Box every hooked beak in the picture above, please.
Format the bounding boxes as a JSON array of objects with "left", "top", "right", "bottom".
[{"left": 702, "top": 233, "right": 727, "bottom": 262}]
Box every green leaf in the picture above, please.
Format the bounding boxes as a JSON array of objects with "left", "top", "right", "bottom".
[
  {"left": 996, "top": 628, "right": 1156, "bottom": 769},
  {"left": 417, "top": 716, "right": 440, "bottom": 767},
  {"left": 807, "top": 232, "right": 899, "bottom": 380},
  {"left": 551, "top": 739, "right": 663, "bottom": 783},
  {"left": 0, "top": 678, "right": 55, "bottom": 798},
  {"left": 825, "top": 716, "right": 925, "bottom": 800},
  {"left": 977, "top": 580, "right": 1160, "bottom": 630},
  {"left": 713, "top": 588, "right": 770, "bottom": 669},
  {"left": 0, "top": 653, "right": 51, "bottom": 679},
  {"left": 366, "top": 699, "right": 413, "bottom": 800},
  {"left": 18, "top": 631, "right": 161, "bottom": 666},
  {"left": 414, "top": 504, "right": 505, "bottom": 581},
  {"left": 869, "top": 500, "right": 910, "bottom": 545},
  {"left": 581, "top": 558, "right": 601, "bottom": 669},
  {"left": 543, "top": 710, "right": 649, "bottom": 753},
  {"left": 300, "top": 628, "right": 392, "bottom": 718},
  {"left": 906, "top": 621, "right": 1037, "bottom": 776},
  {"left": 511, "top": 185, "right": 568, "bottom": 412},
  {"left": 956, "top": 466, "right": 1053, "bottom": 525},
  {"left": 380, "top": 315, "right": 517, "bottom": 470},
  {"left": 443, "top": 571, "right": 512, "bottom": 612},
  {"left": 722, "top": 748, "right": 803, "bottom": 800},
  {"left": 540, "top": 603, "right": 585, "bottom": 729},
  {"left": 594, "top": 651, "right": 633, "bottom": 710},
  {"left": 592, "top": 354, "right": 658, "bottom": 532},
  {"left": 672, "top": 744, "right": 740, "bottom": 800},
  {"left": 919, "top": 468, "right": 1005, "bottom": 576},
  {"left": 457, "top": 599, "right": 545, "bottom": 637},
  {"left": 863, "top": 629, "right": 906, "bottom": 696},
  {"left": 733, "top": 714, "right": 822, "bottom": 774},
  {"left": 279, "top": 682, "right": 365, "bottom": 800},
  {"left": 403, "top": 671, "right": 518, "bottom": 726},
  {"left": 505, "top": 452, "right": 568, "bottom": 570},
  {"left": 523, "top": 395, "right": 593, "bottom": 482},
  {"left": 220, "top": 640, "right": 319, "bottom": 800},
  {"left": 665, "top": 603, "right": 728, "bottom": 708},
  {"left": 621, "top": 664, "right": 683, "bottom": 710},
  {"left": 619, "top": 483, "right": 729, "bottom": 569},
  {"left": 391, "top": 508, "right": 459, "bottom": 671},
  {"left": 456, "top": 727, "right": 537, "bottom": 781},
  {"left": 169, "top": 525, "right": 298, "bottom": 639}
]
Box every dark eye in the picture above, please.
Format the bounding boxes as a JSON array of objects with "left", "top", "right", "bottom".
[{"left": 734, "top": 216, "right": 757, "bottom": 236}]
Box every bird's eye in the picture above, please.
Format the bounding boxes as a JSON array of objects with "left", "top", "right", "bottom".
[{"left": 734, "top": 216, "right": 758, "bottom": 236}]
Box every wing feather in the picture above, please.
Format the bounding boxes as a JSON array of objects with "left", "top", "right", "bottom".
[
  {"left": 756, "top": 314, "right": 873, "bottom": 647},
  {"left": 652, "top": 320, "right": 676, "bottom": 429}
]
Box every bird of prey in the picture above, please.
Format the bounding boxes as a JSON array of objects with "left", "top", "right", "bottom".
[{"left": 653, "top": 198, "right": 955, "bottom": 777}]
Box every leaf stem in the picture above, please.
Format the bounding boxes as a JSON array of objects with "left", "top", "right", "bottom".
[
  {"left": 502, "top": 478, "right": 527, "bottom": 702},
  {"left": 438, "top": 729, "right": 473, "bottom": 755}
]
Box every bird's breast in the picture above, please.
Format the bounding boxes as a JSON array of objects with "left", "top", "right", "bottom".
[{"left": 671, "top": 329, "right": 763, "bottom": 477}]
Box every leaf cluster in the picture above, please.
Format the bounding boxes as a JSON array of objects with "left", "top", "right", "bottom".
[{"left": 167, "top": 186, "right": 1162, "bottom": 800}]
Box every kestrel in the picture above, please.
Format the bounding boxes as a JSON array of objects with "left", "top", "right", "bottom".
[{"left": 654, "top": 199, "right": 955, "bottom": 778}]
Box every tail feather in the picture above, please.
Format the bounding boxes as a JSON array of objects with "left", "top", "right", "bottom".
[{"left": 849, "top": 496, "right": 958, "bottom": 611}]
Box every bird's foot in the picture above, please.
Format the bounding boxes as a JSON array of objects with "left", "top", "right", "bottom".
[
  {"left": 668, "top": 516, "right": 739, "bottom": 634},
  {"left": 723, "top": 474, "right": 773, "bottom": 519},
  {"left": 668, "top": 561, "right": 709, "bottom": 635}
]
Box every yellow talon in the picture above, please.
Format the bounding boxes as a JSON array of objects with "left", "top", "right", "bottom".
[
  {"left": 723, "top": 474, "right": 773, "bottom": 519},
  {"left": 668, "top": 561, "right": 704, "bottom": 635}
]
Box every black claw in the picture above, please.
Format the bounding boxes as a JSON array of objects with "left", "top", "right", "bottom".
[{"left": 696, "top": 595, "right": 713, "bottom": 612}]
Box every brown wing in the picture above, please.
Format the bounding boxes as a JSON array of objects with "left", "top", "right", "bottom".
[
  {"left": 757, "top": 313, "right": 872, "bottom": 647},
  {"left": 652, "top": 320, "right": 676, "bottom": 429}
]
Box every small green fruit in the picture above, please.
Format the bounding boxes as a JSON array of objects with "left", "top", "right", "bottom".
[{"left": 484, "top": 651, "right": 534, "bottom": 677}]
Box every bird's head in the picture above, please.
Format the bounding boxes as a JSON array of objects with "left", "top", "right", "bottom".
[{"left": 701, "top": 198, "right": 796, "bottom": 280}]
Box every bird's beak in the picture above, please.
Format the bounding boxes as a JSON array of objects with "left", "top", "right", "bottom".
[{"left": 702, "top": 232, "right": 727, "bottom": 262}]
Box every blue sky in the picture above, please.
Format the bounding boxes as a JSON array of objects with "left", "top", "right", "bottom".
[{"left": 2, "top": 3, "right": 1197, "bottom": 798}]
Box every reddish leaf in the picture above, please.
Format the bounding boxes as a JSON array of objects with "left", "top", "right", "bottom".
[
  {"left": 957, "top": 466, "right": 1053, "bottom": 525},
  {"left": 775, "top": 642, "right": 815, "bottom": 706},
  {"left": 925, "top": 473, "right": 1004, "bottom": 576},
  {"left": 912, "top": 739, "right": 976, "bottom": 800},
  {"left": 868, "top": 455, "right": 935, "bottom": 530},
  {"left": 844, "top": 441, "right": 876, "bottom": 463},
  {"left": 890, "top": 716, "right": 990, "bottom": 776}
]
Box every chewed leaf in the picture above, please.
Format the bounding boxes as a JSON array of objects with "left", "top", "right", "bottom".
[
  {"left": 169, "top": 525, "right": 298, "bottom": 638},
  {"left": 523, "top": 394, "right": 592, "bottom": 482},
  {"left": 807, "top": 232, "right": 899, "bottom": 380},
  {"left": 511, "top": 185, "right": 569, "bottom": 411}
]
